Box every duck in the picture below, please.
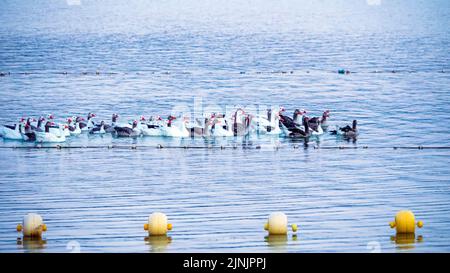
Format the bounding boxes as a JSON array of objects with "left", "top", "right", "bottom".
[
  {"left": 20, "top": 119, "right": 37, "bottom": 141},
  {"left": 48, "top": 121, "right": 70, "bottom": 137},
  {"left": 111, "top": 113, "right": 132, "bottom": 129},
  {"left": 250, "top": 108, "right": 282, "bottom": 135},
  {"left": 79, "top": 113, "right": 96, "bottom": 131},
  {"left": 161, "top": 115, "right": 190, "bottom": 138},
  {"left": 232, "top": 109, "right": 252, "bottom": 136},
  {"left": 292, "top": 109, "right": 306, "bottom": 125},
  {"left": 113, "top": 120, "right": 141, "bottom": 138},
  {"left": 0, "top": 120, "right": 24, "bottom": 140},
  {"left": 282, "top": 116, "right": 312, "bottom": 138},
  {"left": 67, "top": 117, "right": 82, "bottom": 135},
  {"left": 33, "top": 116, "right": 46, "bottom": 132},
  {"left": 211, "top": 115, "right": 234, "bottom": 137},
  {"left": 319, "top": 110, "right": 331, "bottom": 130},
  {"left": 330, "top": 120, "right": 358, "bottom": 137},
  {"left": 188, "top": 117, "right": 211, "bottom": 137},
  {"left": 279, "top": 110, "right": 312, "bottom": 138},
  {"left": 35, "top": 122, "right": 66, "bottom": 143},
  {"left": 307, "top": 110, "right": 330, "bottom": 134},
  {"left": 137, "top": 116, "right": 163, "bottom": 136},
  {"left": 89, "top": 120, "right": 106, "bottom": 134}
]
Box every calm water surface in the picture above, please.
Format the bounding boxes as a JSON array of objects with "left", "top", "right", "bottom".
[{"left": 0, "top": 0, "right": 449, "bottom": 252}]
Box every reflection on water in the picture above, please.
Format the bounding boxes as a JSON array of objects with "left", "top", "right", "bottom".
[
  {"left": 16, "top": 237, "right": 47, "bottom": 252},
  {"left": 145, "top": 236, "right": 172, "bottom": 253},
  {"left": 390, "top": 234, "right": 424, "bottom": 250},
  {"left": 265, "top": 235, "right": 288, "bottom": 249}
]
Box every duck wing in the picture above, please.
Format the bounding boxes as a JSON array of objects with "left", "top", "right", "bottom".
[
  {"left": 340, "top": 125, "right": 352, "bottom": 132},
  {"left": 279, "top": 114, "right": 297, "bottom": 129},
  {"left": 147, "top": 124, "right": 160, "bottom": 129},
  {"left": 79, "top": 122, "right": 87, "bottom": 129},
  {"left": 114, "top": 126, "right": 133, "bottom": 136},
  {"left": 89, "top": 127, "right": 101, "bottom": 134},
  {"left": 24, "top": 132, "right": 36, "bottom": 141}
]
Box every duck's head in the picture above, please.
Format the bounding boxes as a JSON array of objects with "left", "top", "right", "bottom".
[
  {"left": 46, "top": 114, "right": 54, "bottom": 120},
  {"left": 140, "top": 115, "right": 146, "bottom": 122},
  {"left": 352, "top": 120, "right": 357, "bottom": 130}
]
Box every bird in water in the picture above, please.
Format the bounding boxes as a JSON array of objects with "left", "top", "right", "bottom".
[
  {"left": 113, "top": 120, "right": 141, "bottom": 138},
  {"left": 330, "top": 120, "right": 358, "bottom": 137},
  {"left": 89, "top": 120, "right": 106, "bottom": 134}
]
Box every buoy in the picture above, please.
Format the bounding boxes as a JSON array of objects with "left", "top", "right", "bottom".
[
  {"left": 389, "top": 210, "right": 423, "bottom": 234},
  {"left": 144, "top": 212, "right": 172, "bottom": 236},
  {"left": 17, "top": 213, "right": 47, "bottom": 238},
  {"left": 264, "top": 212, "right": 297, "bottom": 235}
]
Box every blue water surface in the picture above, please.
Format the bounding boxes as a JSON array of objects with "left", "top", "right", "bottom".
[{"left": 0, "top": 0, "right": 449, "bottom": 252}]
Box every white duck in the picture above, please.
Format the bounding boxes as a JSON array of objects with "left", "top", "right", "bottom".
[
  {"left": 250, "top": 108, "right": 282, "bottom": 135},
  {"left": 137, "top": 116, "right": 163, "bottom": 136},
  {"left": 35, "top": 122, "right": 66, "bottom": 143},
  {"left": 211, "top": 115, "right": 234, "bottom": 137},
  {"left": 48, "top": 122, "right": 70, "bottom": 137},
  {"left": 0, "top": 120, "right": 24, "bottom": 140},
  {"left": 67, "top": 117, "right": 82, "bottom": 136},
  {"left": 161, "top": 116, "right": 190, "bottom": 138}
]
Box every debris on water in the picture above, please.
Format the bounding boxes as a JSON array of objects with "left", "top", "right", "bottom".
[{"left": 338, "top": 69, "right": 350, "bottom": 74}]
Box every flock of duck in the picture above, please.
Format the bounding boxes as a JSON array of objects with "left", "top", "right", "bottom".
[{"left": 0, "top": 108, "right": 358, "bottom": 143}]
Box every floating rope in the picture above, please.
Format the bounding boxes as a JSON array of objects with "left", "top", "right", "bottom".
[
  {"left": 0, "top": 145, "right": 449, "bottom": 150},
  {"left": 0, "top": 69, "right": 446, "bottom": 77}
]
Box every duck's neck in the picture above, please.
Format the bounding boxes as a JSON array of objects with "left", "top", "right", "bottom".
[{"left": 304, "top": 119, "right": 309, "bottom": 134}]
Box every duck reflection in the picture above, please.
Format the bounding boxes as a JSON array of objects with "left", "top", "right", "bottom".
[
  {"left": 17, "top": 237, "right": 47, "bottom": 252},
  {"left": 390, "top": 234, "right": 423, "bottom": 250},
  {"left": 144, "top": 235, "right": 172, "bottom": 252}
]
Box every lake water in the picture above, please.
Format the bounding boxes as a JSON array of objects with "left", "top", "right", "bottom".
[{"left": 0, "top": 0, "right": 449, "bottom": 252}]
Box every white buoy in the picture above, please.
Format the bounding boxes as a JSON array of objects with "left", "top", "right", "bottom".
[
  {"left": 17, "top": 213, "right": 47, "bottom": 238},
  {"left": 264, "top": 212, "right": 297, "bottom": 235},
  {"left": 144, "top": 212, "right": 172, "bottom": 236}
]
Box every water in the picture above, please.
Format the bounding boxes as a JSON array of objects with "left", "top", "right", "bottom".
[{"left": 0, "top": 0, "right": 449, "bottom": 252}]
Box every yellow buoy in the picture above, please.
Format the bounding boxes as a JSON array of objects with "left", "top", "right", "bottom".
[
  {"left": 264, "top": 212, "right": 298, "bottom": 235},
  {"left": 389, "top": 210, "right": 423, "bottom": 234},
  {"left": 144, "top": 212, "right": 172, "bottom": 236},
  {"left": 17, "top": 213, "right": 47, "bottom": 238}
]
